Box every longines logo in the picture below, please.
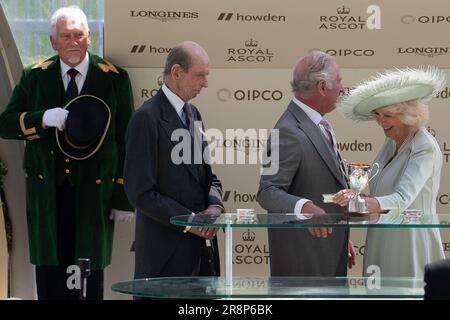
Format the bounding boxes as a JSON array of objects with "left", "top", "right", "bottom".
[
  {"left": 130, "top": 44, "right": 172, "bottom": 54},
  {"left": 428, "top": 127, "right": 450, "bottom": 163},
  {"left": 217, "top": 12, "right": 286, "bottom": 22},
  {"left": 311, "top": 48, "right": 375, "bottom": 57},
  {"left": 141, "top": 77, "right": 163, "bottom": 99},
  {"left": 227, "top": 38, "right": 275, "bottom": 63},
  {"left": 211, "top": 137, "right": 265, "bottom": 158},
  {"left": 442, "top": 142, "right": 450, "bottom": 163},
  {"left": 130, "top": 10, "right": 199, "bottom": 22},
  {"left": 443, "top": 242, "right": 450, "bottom": 252},
  {"left": 234, "top": 230, "right": 269, "bottom": 265},
  {"left": 232, "top": 279, "right": 268, "bottom": 289},
  {"left": 401, "top": 15, "right": 450, "bottom": 24},
  {"left": 397, "top": 47, "right": 450, "bottom": 58},
  {"left": 223, "top": 190, "right": 257, "bottom": 203},
  {"left": 217, "top": 88, "right": 283, "bottom": 102}
]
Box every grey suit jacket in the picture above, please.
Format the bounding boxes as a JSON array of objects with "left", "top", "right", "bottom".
[
  {"left": 257, "top": 101, "right": 349, "bottom": 276},
  {"left": 124, "top": 89, "right": 223, "bottom": 278}
]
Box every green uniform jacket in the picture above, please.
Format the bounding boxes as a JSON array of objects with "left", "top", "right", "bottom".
[{"left": 0, "top": 52, "right": 134, "bottom": 269}]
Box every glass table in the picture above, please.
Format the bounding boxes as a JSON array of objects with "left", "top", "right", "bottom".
[
  {"left": 111, "top": 212, "right": 450, "bottom": 299},
  {"left": 112, "top": 276, "right": 424, "bottom": 299}
]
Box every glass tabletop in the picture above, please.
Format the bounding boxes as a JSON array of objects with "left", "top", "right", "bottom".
[
  {"left": 111, "top": 276, "right": 424, "bottom": 299},
  {"left": 170, "top": 213, "right": 450, "bottom": 228}
]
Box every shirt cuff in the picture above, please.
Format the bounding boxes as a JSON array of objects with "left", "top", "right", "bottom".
[
  {"left": 209, "top": 204, "right": 224, "bottom": 213},
  {"left": 294, "top": 198, "right": 313, "bottom": 220},
  {"left": 183, "top": 212, "right": 196, "bottom": 233}
]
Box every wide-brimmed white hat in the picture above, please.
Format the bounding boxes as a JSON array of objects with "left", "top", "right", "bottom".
[{"left": 338, "top": 66, "right": 446, "bottom": 121}]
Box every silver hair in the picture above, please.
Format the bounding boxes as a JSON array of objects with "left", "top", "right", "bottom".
[
  {"left": 50, "top": 5, "right": 89, "bottom": 36},
  {"left": 291, "top": 51, "right": 337, "bottom": 94},
  {"left": 377, "top": 100, "right": 429, "bottom": 129}
]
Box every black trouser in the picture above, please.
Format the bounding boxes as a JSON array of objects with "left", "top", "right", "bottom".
[
  {"left": 35, "top": 266, "right": 104, "bottom": 300},
  {"left": 35, "top": 180, "right": 103, "bottom": 300},
  {"left": 133, "top": 241, "right": 220, "bottom": 300}
]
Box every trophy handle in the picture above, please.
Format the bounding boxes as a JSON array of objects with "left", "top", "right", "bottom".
[
  {"left": 340, "top": 158, "right": 349, "bottom": 180},
  {"left": 368, "top": 162, "right": 380, "bottom": 182}
]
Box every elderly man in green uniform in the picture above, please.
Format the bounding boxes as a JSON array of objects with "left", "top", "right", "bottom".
[{"left": 0, "top": 6, "right": 134, "bottom": 300}]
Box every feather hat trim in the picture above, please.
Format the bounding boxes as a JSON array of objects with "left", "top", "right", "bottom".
[{"left": 337, "top": 66, "right": 446, "bottom": 121}]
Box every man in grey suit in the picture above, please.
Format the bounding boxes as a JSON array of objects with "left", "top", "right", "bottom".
[
  {"left": 257, "top": 51, "right": 355, "bottom": 276},
  {"left": 124, "top": 41, "right": 224, "bottom": 280}
]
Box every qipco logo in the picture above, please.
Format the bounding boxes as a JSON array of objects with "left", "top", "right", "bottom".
[{"left": 217, "top": 88, "right": 283, "bottom": 102}]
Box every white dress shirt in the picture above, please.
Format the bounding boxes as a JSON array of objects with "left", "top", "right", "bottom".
[
  {"left": 60, "top": 54, "right": 89, "bottom": 95},
  {"left": 161, "top": 83, "right": 187, "bottom": 124}
]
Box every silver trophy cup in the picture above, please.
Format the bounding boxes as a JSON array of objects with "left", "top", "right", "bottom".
[{"left": 342, "top": 161, "right": 379, "bottom": 213}]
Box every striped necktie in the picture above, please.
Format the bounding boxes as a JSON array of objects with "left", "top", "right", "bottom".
[{"left": 319, "top": 118, "right": 337, "bottom": 155}]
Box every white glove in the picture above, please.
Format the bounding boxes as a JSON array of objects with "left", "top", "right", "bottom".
[
  {"left": 109, "top": 209, "right": 134, "bottom": 223},
  {"left": 42, "top": 108, "right": 69, "bottom": 131}
]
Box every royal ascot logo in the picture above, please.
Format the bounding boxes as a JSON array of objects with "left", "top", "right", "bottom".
[
  {"left": 223, "top": 190, "right": 257, "bottom": 203},
  {"left": 312, "top": 48, "right": 375, "bottom": 57},
  {"left": 318, "top": 5, "right": 366, "bottom": 30},
  {"left": 401, "top": 15, "right": 450, "bottom": 24},
  {"left": 227, "top": 39, "right": 275, "bottom": 63},
  {"left": 337, "top": 5, "right": 351, "bottom": 15},
  {"left": 318, "top": 5, "right": 381, "bottom": 30},
  {"left": 130, "top": 10, "right": 199, "bottom": 22},
  {"left": 234, "top": 229, "right": 269, "bottom": 265},
  {"left": 242, "top": 229, "right": 256, "bottom": 242},
  {"left": 397, "top": 47, "right": 450, "bottom": 58},
  {"left": 141, "top": 77, "right": 163, "bottom": 99},
  {"left": 217, "top": 12, "right": 286, "bottom": 22},
  {"left": 130, "top": 44, "right": 172, "bottom": 54},
  {"left": 217, "top": 88, "right": 283, "bottom": 102}
]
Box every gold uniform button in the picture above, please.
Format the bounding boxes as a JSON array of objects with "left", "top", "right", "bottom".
[
  {"left": 96, "top": 179, "right": 102, "bottom": 185},
  {"left": 38, "top": 174, "right": 43, "bottom": 180},
  {"left": 65, "top": 169, "right": 70, "bottom": 174},
  {"left": 65, "top": 158, "right": 70, "bottom": 163}
]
